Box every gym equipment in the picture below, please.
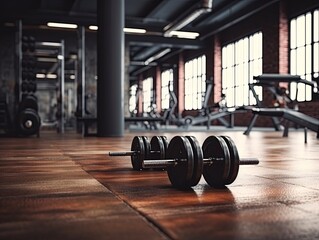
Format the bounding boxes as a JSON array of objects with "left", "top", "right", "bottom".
[
  {"left": 249, "top": 108, "right": 319, "bottom": 140},
  {"left": 22, "top": 36, "right": 36, "bottom": 53},
  {"left": 17, "top": 94, "right": 40, "bottom": 136},
  {"left": 201, "top": 136, "right": 258, "bottom": 187},
  {"left": 0, "top": 94, "right": 13, "bottom": 135},
  {"left": 245, "top": 74, "right": 319, "bottom": 140},
  {"left": 109, "top": 136, "right": 168, "bottom": 170},
  {"left": 27, "top": 82, "right": 37, "bottom": 93},
  {"left": 150, "top": 136, "right": 168, "bottom": 159},
  {"left": 21, "top": 82, "right": 28, "bottom": 92},
  {"left": 17, "top": 108, "right": 41, "bottom": 136},
  {"left": 142, "top": 135, "right": 259, "bottom": 189},
  {"left": 19, "top": 94, "right": 38, "bottom": 112}
]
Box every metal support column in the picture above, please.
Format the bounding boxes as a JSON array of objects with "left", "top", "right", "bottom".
[
  {"left": 97, "top": 0, "right": 124, "bottom": 136},
  {"left": 76, "top": 26, "right": 86, "bottom": 134},
  {"left": 16, "top": 20, "right": 22, "bottom": 103},
  {"left": 59, "top": 40, "right": 65, "bottom": 133}
]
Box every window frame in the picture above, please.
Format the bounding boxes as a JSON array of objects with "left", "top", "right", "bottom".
[
  {"left": 184, "top": 55, "right": 206, "bottom": 110},
  {"left": 161, "top": 68, "right": 174, "bottom": 110},
  {"left": 142, "top": 77, "right": 154, "bottom": 113},
  {"left": 289, "top": 9, "right": 319, "bottom": 102},
  {"left": 221, "top": 31, "right": 263, "bottom": 107}
]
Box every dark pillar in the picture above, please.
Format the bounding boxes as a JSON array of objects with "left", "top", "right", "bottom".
[{"left": 97, "top": 0, "right": 124, "bottom": 136}]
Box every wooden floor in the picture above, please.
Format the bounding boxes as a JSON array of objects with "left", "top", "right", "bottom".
[{"left": 1, "top": 129, "right": 319, "bottom": 240}]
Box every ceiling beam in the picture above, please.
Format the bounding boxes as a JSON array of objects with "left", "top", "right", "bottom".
[
  {"left": 144, "top": 0, "right": 171, "bottom": 22},
  {"left": 126, "top": 34, "right": 205, "bottom": 49}
]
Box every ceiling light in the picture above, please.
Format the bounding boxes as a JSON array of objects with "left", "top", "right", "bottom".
[
  {"left": 47, "top": 22, "right": 78, "bottom": 29},
  {"left": 169, "top": 31, "right": 200, "bottom": 39},
  {"left": 89, "top": 25, "right": 98, "bottom": 30},
  {"left": 39, "top": 42, "right": 62, "bottom": 47},
  {"left": 36, "top": 73, "right": 46, "bottom": 79},
  {"left": 46, "top": 74, "right": 57, "bottom": 79},
  {"left": 37, "top": 73, "right": 58, "bottom": 79},
  {"left": 37, "top": 57, "right": 58, "bottom": 63},
  {"left": 88, "top": 25, "right": 146, "bottom": 34},
  {"left": 124, "top": 28, "right": 146, "bottom": 34}
]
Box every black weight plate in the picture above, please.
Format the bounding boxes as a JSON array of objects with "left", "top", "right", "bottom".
[
  {"left": 220, "top": 136, "right": 240, "bottom": 185},
  {"left": 142, "top": 136, "right": 151, "bottom": 160},
  {"left": 21, "top": 82, "right": 28, "bottom": 92},
  {"left": 160, "top": 136, "right": 169, "bottom": 158},
  {"left": 22, "top": 71, "right": 28, "bottom": 81},
  {"left": 130, "top": 136, "right": 146, "bottom": 170},
  {"left": 20, "top": 94, "right": 38, "bottom": 111},
  {"left": 18, "top": 109, "right": 41, "bottom": 136},
  {"left": 186, "top": 136, "right": 203, "bottom": 187},
  {"left": 28, "top": 72, "right": 36, "bottom": 81},
  {"left": 28, "top": 82, "right": 37, "bottom": 92},
  {"left": 166, "top": 136, "right": 194, "bottom": 189},
  {"left": 150, "top": 136, "right": 165, "bottom": 159},
  {"left": 202, "top": 136, "right": 231, "bottom": 188}
]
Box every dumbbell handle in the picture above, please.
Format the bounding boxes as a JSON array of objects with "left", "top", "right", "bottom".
[
  {"left": 238, "top": 158, "right": 259, "bottom": 165},
  {"left": 143, "top": 157, "right": 259, "bottom": 169},
  {"left": 204, "top": 157, "right": 259, "bottom": 165},
  {"left": 109, "top": 150, "right": 160, "bottom": 157}
]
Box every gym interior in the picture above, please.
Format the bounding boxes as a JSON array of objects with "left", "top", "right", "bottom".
[{"left": 1, "top": 0, "right": 319, "bottom": 239}]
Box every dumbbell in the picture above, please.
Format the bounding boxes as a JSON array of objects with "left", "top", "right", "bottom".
[
  {"left": 17, "top": 108, "right": 41, "bottom": 136},
  {"left": 19, "top": 94, "right": 38, "bottom": 112},
  {"left": 17, "top": 94, "right": 40, "bottom": 136},
  {"left": 22, "top": 36, "right": 35, "bottom": 52},
  {"left": 109, "top": 136, "right": 168, "bottom": 170},
  {"left": 142, "top": 136, "right": 259, "bottom": 189},
  {"left": 28, "top": 82, "right": 37, "bottom": 93}
]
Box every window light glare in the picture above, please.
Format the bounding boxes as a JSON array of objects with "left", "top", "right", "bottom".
[{"left": 47, "top": 22, "right": 78, "bottom": 29}]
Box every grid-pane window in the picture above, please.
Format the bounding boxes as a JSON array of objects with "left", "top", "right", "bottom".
[
  {"left": 290, "top": 9, "right": 319, "bottom": 101},
  {"left": 142, "top": 77, "right": 153, "bottom": 113},
  {"left": 222, "top": 32, "right": 263, "bottom": 107},
  {"left": 129, "top": 84, "right": 138, "bottom": 113},
  {"left": 161, "top": 69, "right": 173, "bottom": 110},
  {"left": 184, "top": 55, "right": 206, "bottom": 110}
]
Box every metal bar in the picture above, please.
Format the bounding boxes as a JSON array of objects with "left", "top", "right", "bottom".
[
  {"left": 109, "top": 151, "right": 135, "bottom": 156},
  {"left": 109, "top": 150, "right": 161, "bottom": 156},
  {"left": 16, "top": 20, "right": 22, "bottom": 103},
  {"left": 144, "top": 157, "right": 259, "bottom": 169},
  {"left": 244, "top": 114, "right": 258, "bottom": 135},
  {"left": 239, "top": 158, "right": 259, "bottom": 165},
  {"left": 60, "top": 40, "right": 65, "bottom": 133},
  {"left": 80, "top": 26, "right": 85, "bottom": 119},
  {"left": 143, "top": 159, "right": 178, "bottom": 168}
]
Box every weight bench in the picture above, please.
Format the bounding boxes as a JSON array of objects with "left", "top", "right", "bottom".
[{"left": 245, "top": 108, "right": 319, "bottom": 142}]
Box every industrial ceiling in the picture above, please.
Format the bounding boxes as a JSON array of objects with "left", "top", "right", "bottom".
[{"left": 0, "top": 0, "right": 281, "bottom": 79}]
